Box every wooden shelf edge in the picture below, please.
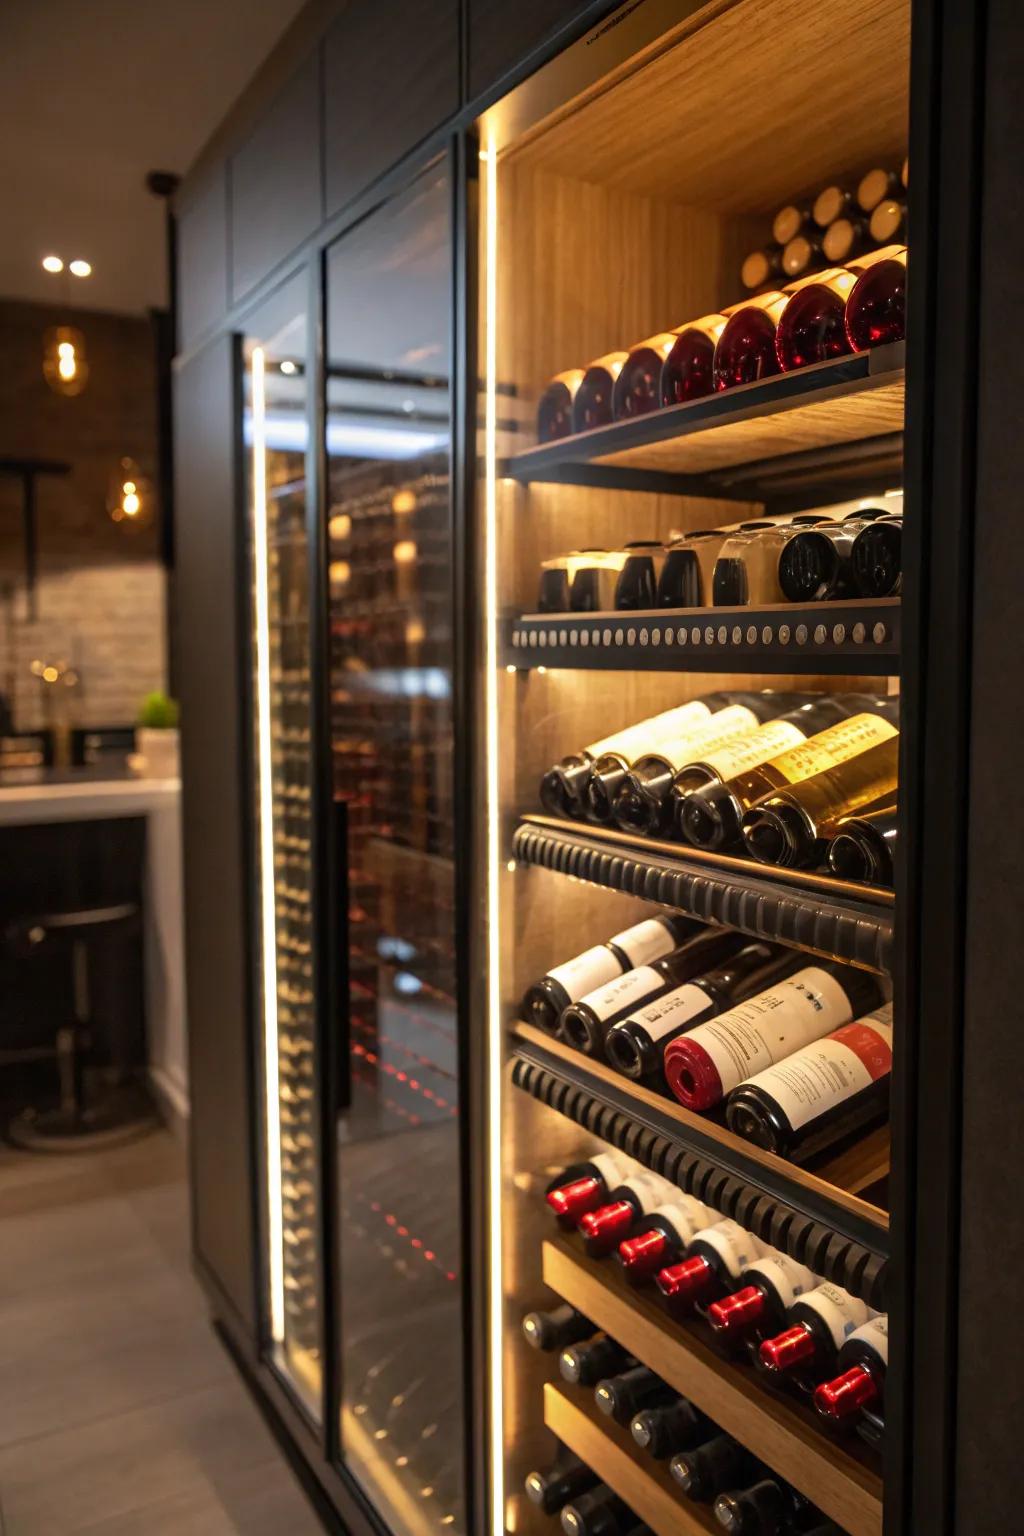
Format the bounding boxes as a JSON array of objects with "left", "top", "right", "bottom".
[
  {"left": 543, "top": 1381, "right": 719, "bottom": 1536},
  {"left": 542, "top": 1239, "right": 883, "bottom": 1536},
  {"left": 512, "top": 1022, "right": 890, "bottom": 1229}
]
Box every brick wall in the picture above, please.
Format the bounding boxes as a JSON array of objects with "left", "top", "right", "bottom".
[{"left": 0, "top": 298, "right": 167, "bottom": 732}]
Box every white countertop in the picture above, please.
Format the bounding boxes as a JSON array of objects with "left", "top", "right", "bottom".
[{"left": 0, "top": 775, "right": 181, "bottom": 825}]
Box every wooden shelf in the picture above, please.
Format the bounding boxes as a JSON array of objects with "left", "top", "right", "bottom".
[
  {"left": 509, "top": 598, "right": 898, "bottom": 676},
  {"left": 543, "top": 1382, "right": 719, "bottom": 1535},
  {"left": 505, "top": 346, "right": 904, "bottom": 502},
  {"left": 513, "top": 815, "right": 894, "bottom": 977},
  {"left": 543, "top": 1237, "right": 883, "bottom": 1536}
]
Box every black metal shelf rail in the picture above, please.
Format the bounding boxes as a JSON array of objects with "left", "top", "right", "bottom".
[
  {"left": 513, "top": 816, "right": 894, "bottom": 977},
  {"left": 507, "top": 597, "right": 899, "bottom": 675},
  {"left": 511, "top": 1036, "right": 888, "bottom": 1307}
]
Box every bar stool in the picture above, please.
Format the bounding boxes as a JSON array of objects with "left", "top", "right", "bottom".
[{"left": 3, "top": 901, "right": 157, "bottom": 1151}]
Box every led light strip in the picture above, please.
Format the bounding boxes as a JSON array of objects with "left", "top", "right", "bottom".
[
  {"left": 481, "top": 137, "right": 507, "bottom": 1536},
  {"left": 250, "top": 344, "right": 285, "bottom": 1345}
]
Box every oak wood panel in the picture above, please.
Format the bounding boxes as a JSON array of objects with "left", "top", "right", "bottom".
[
  {"left": 543, "top": 1383, "right": 719, "bottom": 1534},
  {"left": 543, "top": 1238, "right": 884, "bottom": 1536}
]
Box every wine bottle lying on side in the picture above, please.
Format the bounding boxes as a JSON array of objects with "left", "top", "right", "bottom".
[
  {"left": 827, "top": 797, "right": 898, "bottom": 885},
  {"left": 655, "top": 1218, "right": 765, "bottom": 1316},
  {"left": 741, "top": 734, "right": 900, "bottom": 869},
  {"left": 814, "top": 1314, "right": 889, "bottom": 1427},
  {"left": 523, "top": 912, "right": 697, "bottom": 1035},
  {"left": 524, "top": 1449, "right": 599, "bottom": 1515},
  {"left": 706, "top": 1251, "right": 819, "bottom": 1345},
  {"left": 758, "top": 1281, "right": 875, "bottom": 1384}
]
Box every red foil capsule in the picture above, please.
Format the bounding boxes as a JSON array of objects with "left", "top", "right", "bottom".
[
  {"left": 759, "top": 1323, "right": 817, "bottom": 1374},
  {"left": 707, "top": 1284, "right": 766, "bottom": 1336},
  {"left": 655, "top": 1254, "right": 715, "bottom": 1308},
  {"left": 578, "top": 1199, "right": 637, "bottom": 1255},
  {"left": 546, "top": 1175, "right": 603, "bottom": 1222},
  {"left": 814, "top": 1364, "right": 880, "bottom": 1421},
  {"left": 617, "top": 1228, "right": 671, "bottom": 1279},
  {"left": 663, "top": 1035, "right": 725, "bottom": 1111}
]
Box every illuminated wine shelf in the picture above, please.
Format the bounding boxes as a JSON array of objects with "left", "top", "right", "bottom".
[
  {"left": 505, "top": 344, "right": 905, "bottom": 502},
  {"left": 512, "top": 815, "right": 895, "bottom": 976},
  {"left": 542, "top": 1238, "right": 884, "bottom": 1536},
  {"left": 543, "top": 1382, "right": 719, "bottom": 1536},
  {"left": 508, "top": 597, "right": 899, "bottom": 675}
]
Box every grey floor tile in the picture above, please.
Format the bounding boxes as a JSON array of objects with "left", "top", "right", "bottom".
[{"left": 69, "top": 1460, "right": 324, "bottom": 1536}]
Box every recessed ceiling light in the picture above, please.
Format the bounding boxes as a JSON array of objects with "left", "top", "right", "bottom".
[
  {"left": 69, "top": 259, "right": 92, "bottom": 278},
  {"left": 42, "top": 255, "right": 63, "bottom": 273}
]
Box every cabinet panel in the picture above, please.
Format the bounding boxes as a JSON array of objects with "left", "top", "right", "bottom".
[
  {"left": 467, "top": 0, "right": 595, "bottom": 101},
  {"left": 323, "top": 0, "right": 458, "bottom": 218},
  {"left": 173, "top": 337, "right": 255, "bottom": 1331},
  {"left": 230, "top": 55, "right": 323, "bottom": 304},
  {"left": 177, "top": 168, "right": 229, "bottom": 352}
]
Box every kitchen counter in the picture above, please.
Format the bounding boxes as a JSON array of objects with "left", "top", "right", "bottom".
[{"left": 0, "top": 768, "right": 180, "bottom": 825}]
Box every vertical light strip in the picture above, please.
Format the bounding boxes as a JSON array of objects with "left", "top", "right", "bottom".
[
  {"left": 251, "top": 344, "right": 285, "bottom": 1345},
  {"left": 481, "top": 138, "right": 506, "bottom": 1536}
]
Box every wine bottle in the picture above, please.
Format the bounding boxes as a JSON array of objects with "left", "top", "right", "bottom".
[
  {"left": 759, "top": 1281, "right": 874, "bottom": 1382},
  {"left": 822, "top": 214, "right": 870, "bottom": 265},
  {"left": 869, "top": 197, "right": 906, "bottom": 244},
  {"left": 655, "top": 538, "right": 702, "bottom": 608},
  {"left": 772, "top": 204, "right": 812, "bottom": 245},
  {"left": 560, "top": 1336, "right": 634, "bottom": 1386},
  {"left": 604, "top": 942, "right": 780, "bottom": 1086},
  {"left": 856, "top": 167, "right": 901, "bottom": 213},
  {"left": 655, "top": 1218, "right": 764, "bottom": 1315},
  {"left": 569, "top": 550, "right": 631, "bottom": 613},
  {"left": 706, "top": 1252, "right": 819, "bottom": 1342},
  {"left": 671, "top": 1433, "right": 761, "bottom": 1502},
  {"left": 524, "top": 914, "right": 696, "bottom": 1034},
  {"left": 585, "top": 695, "right": 736, "bottom": 822},
  {"left": 741, "top": 735, "right": 900, "bottom": 869},
  {"left": 538, "top": 554, "right": 573, "bottom": 612},
  {"left": 678, "top": 705, "right": 898, "bottom": 851},
  {"left": 631, "top": 1396, "right": 711, "bottom": 1458},
  {"left": 521, "top": 1302, "right": 595, "bottom": 1352},
  {"left": 725, "top": 1006, "right": 894, "bottom": 1159},
  {"left": 714, "top": 1477, "right": 813, "bottom": 1533},
  {"left": 525, "top": 1450, "right": 600, "bottom": 1514},
  {"left": 545, "top": 1151, "right": 632, "bottom": 1225},
  {"left": 613, "top": 695, "right": 804, "bottom": 838},
  {"left": 740, "top": 248, "right": 784, "bottom": 291},
  {"left": 713, "top": 293, "right": 789, "bottom": 390},
  {"left": 573, "top": 353, "right": 630, "bottom": 432},
  {"left": 595, "top": 1365, "right": 675, "bottom": 1426},
  {"left": 577, "top": 1170, "right": 677, "bottom": 1256},
  {"left": 561, "top": 926, "right": 755, "bottom": 1058},
  {"left": 775, "top": 269, "right": 858, "bottom": 371},
  {"left": 777, "top": 515, "right": 885, "bottom": 601},
  {"left": 664, "top": 962, "right": 884, "bottom": 1111},
  {"left": 711, "top": 522, "right": 791, "bottom": 606},
  {"left": 538, "top": 369, "right": 586, "bottom": 443},
  {"left": 541, "top": 700, "right": 729, "bottom": 820},
  {"left": 827, "top": 800, "right": 898, "bottom": 884},
  {"left": 614, "top": 542, "right": 665, "bottom": 610},
  {"left": 560, "top": 1485, "right": 635, "bottom": 1536},
  {"left": 850, "top": 514, "right": 902, "bottom": 597},
  {"left": 814, "top": 1314, "right": 889, "bottom": 1424},
  {"left": 780, "top": 233, "right": 824, "bottom": 280},
  {"left": 844, "top": 245, "right": 906, "bottom": 351},
  {"left": 673, "top": 696, "right": 859, "bottom": 807},
  {"left": 812, "top": 185, "right": 853, "bottom": 228},
  {"left": 615, "top": 1193, "right": 717, "bottom": 1282},
  {"left": 660, "top": 315, "right": 728, "bottom": 403},
  {"left": 613, "top": 334, "right": 680, "bottom": 419}
]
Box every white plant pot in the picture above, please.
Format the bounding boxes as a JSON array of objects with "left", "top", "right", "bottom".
[{"left": 133, "top": 726, "right": 180, "bottom": 780}]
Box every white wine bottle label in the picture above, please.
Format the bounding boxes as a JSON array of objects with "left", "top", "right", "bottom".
[
  {"left": 799, "top": 1283, "right": 873, "bottom": 1347},
  {"left": 653, "top": 705, "right": 762, "bottom": 772},
  {"left": 586, "top": 700, "right": 713, "bottom": 760},
  {"left": 687, "top": 967, "right": 853, "bottom": 1097},
  {"left": 613, "top": 918, "right": 679, "bottom": 968},
  {"left": 848, "top": 1314, "right": 889, "bottom": 1365},
  {"left": 742, "top": 1010, "right": 893, "bottom": 1132},
  {"left": 621, "top": 1171, "right": 672, "bottom": 1215},
  {"left": 652, "top": 1198, "right": 712, "bottom": 1244},
  {"left": 580, "top": 965, "right": 664, "bottom": 1023},
  {"left": 547, "top": 944, "right": 622, "bottom": 1001},
  {"left": 697, "top": 1218, "right": 763, "bottom": 1279},
  {"left": 628, "top": 981, "right": 713, "bottom": 1043},
  {"left": 766, "top": 712, "right": 898, "bottom": 786},
  {"left": 689, "top": 718, "right": 808, "bottom": 781},
  {"left": 747, "top": 1253, "right": 818, "bottom": 1312},
  {"left": 588, "top": 1151, "right": 629, "bottom": 1188}
]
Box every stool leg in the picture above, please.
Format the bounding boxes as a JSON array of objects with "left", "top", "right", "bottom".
[{"left": 55, "top": 1026, "right": 78, "bottom": 1118}]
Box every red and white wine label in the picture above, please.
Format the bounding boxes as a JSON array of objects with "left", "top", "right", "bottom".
[
  {"left": 766, "top": 712, "right": 897, "bottom": 786},
  {"left": 624, "top": 981, "right": 712, "bottom": 1042},
  {"left": 684, "top": 967, "right": 854, "bottom": 1097},
  {"left": 547, "top": 944, "right": 622, "bottom": 1002},
  {"left": 686, "top": 718, "right": 808, "bottom": 782},
  {"left": 651, "top": 1198, "right": 713, "bottom": 1244},
  {"left": 798, "top": 1283, "right": 873, "bottom": 1347},
  {"left": 696, "top": 1218, "right": 764, "bottom": 1279},
  {"left": 613, "top": 917, "right": 680, "bottom": 969},
  {"left": 747, "top": 1252, "right": 818, "bottom": 1311},
  {"left": 586, "top": 700, "right": 713, "bottom": 760},
  {"left": 847, "top": 1314, "right": 889, "bottom": 1366},
  {"left": 620, "top": 1171, "right": 673, "bottom": 1216},
  {"left": 742, "top": 1007, "right": 893, "bottom": 1131},
  {"left": 578, "top": 964, "right": 665, "bottom": 1022}
]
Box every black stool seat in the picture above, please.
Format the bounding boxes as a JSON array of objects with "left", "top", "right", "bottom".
[{"left": 4, "top": 899, "right": 154, "bottom": 1152}]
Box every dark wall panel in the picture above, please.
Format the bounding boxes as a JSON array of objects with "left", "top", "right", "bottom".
[
  {"left": 957, "top": 0, "right": 1024, "bottom": 1524},
  {"left": 177, "top": 168, "right": 229, "bottom": 352},
  {"left": 323, "top": 0, "right": 458, "bottom": 219},
  {"left": 467, "top": 0, "right": 593, "bottom": 101},
  {"left": 173, "top": 337, "right": 256, "bottom": 1333},
  {"left": 230, "top": 54, "right": 323, "bottom": 304}
]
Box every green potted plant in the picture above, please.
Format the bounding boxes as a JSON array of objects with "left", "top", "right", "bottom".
[{"left": 134, "top": 690, "right": 180, "bottom": 779}]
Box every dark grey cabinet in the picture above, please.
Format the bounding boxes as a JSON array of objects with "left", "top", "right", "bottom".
[
  {"left": 323, "top": 0, "right": 458, "bottom": 218},
  {"left": 466, "top": 0, "right": 596, "bottom": 100},
  {"left": 177, "top": 167, "right": 228, "bottom": 353},
  {"left": 173, "top": 336, "right": 256, "bottom": 1333}
]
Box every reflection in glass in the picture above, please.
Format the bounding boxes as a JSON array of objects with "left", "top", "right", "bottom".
[{"left": 326, "top": 161, "right": 464, "bottom": 1534}]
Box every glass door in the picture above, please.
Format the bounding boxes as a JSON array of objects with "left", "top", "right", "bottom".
[
  {"left": 241, "top": 273, "right": 321, "bottom": 1417},
  {"left": 324, "top": 159, "right": 465, "bottom": 1534}
]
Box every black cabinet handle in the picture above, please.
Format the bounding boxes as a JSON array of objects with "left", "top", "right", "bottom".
[{"left": 330, "top": 797, "right": 351, "bottom": 1114}]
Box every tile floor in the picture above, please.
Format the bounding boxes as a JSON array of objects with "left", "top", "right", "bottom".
[{"left": 0, "top": 1128, "right": 324, "bottom": 1535}]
